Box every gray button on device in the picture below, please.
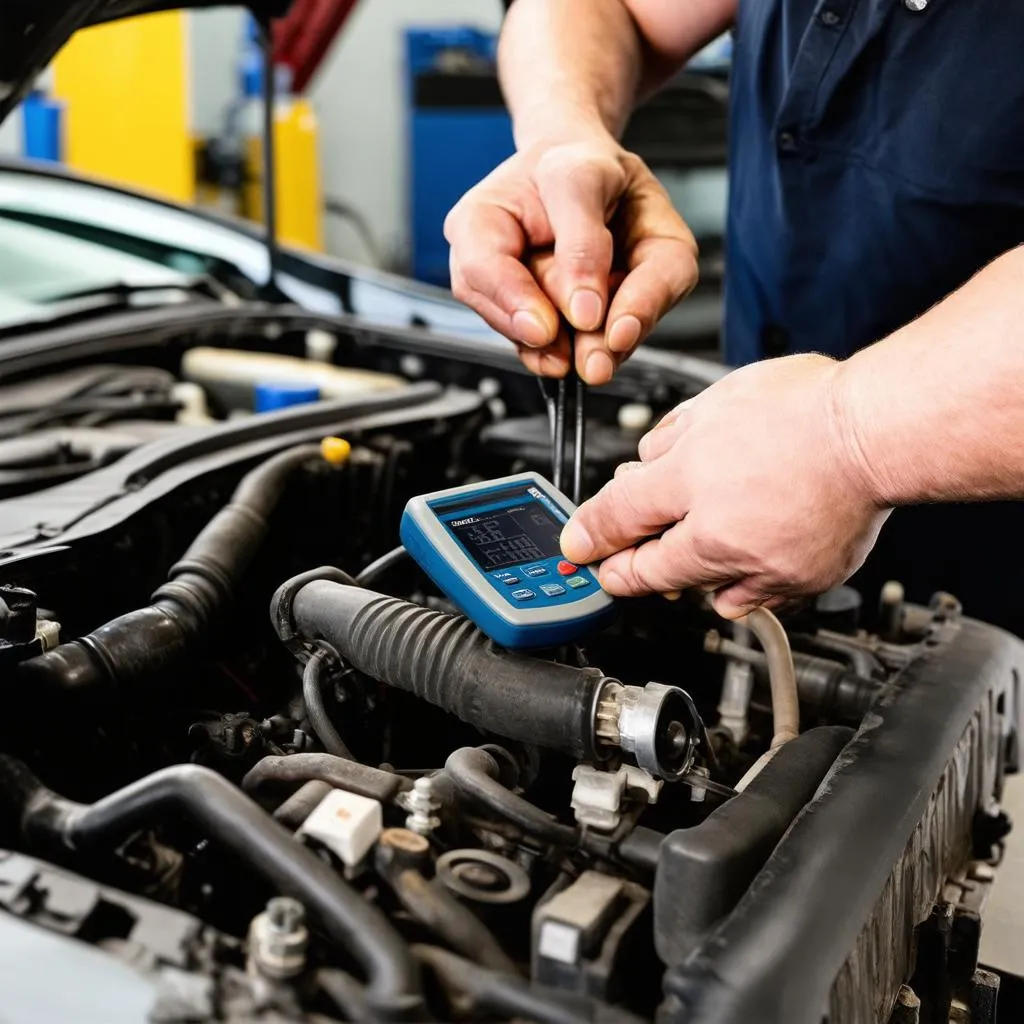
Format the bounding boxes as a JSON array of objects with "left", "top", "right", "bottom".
[
  {"left": 540, "top": 584, "right": 567, "bottom": 597},
  {"left": 511, "top": 588, "right": 536, "bottom": 601}
]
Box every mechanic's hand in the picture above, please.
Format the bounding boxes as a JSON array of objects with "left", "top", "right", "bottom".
[
  {"left": 560, "top": 354, "right": 892, "bottom": 617},
  {"left": 444, "top": 137, "right": 698, "bottom": 385}
]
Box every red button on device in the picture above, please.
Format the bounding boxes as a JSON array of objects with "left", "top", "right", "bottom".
[{"left": 557, "top": 560, "right": 578, "bottom": 576}]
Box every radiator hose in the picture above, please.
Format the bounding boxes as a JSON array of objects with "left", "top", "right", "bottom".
[
  {"left": 18, "top": 442, "right": 342, "bottom": 705},
  {"left": 279, "top": 577, "right": 704, "bottom": 776},
  {"left": 282, "top": 578, "right": 611, "bottom": 761}
]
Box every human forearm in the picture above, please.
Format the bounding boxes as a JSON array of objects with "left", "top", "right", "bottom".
[
  {"left": 499, "top": 0, "right": 642, "bottom": 147},
  {"left": 444, "top": 0, "right": 714, "bottom": 386},
  {"left": 499, "top": 0, "right": 735, "bottom": 149},
  {"left": 835, "top": 246, "right": 1024, "bottom": 506}
]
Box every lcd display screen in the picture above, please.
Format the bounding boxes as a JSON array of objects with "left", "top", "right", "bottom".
[{"left": 447, "top": 501, "right": 563, "bottom": 571}]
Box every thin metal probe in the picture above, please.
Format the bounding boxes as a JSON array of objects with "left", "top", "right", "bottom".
[
  {"left": 537, "top": 378, "right": 558, "bottom": 476},
  {"left": 553, "top": 376, "right": 567, "bottom": 492},
  {"left": 570, "top": 331, "right": 586, "bottom": 505}
]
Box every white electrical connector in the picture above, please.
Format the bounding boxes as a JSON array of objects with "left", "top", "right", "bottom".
[
  {"left": 171, "top": 382, "right": 213, "bottom": 426},
  {"left": 298, "top": 789, "right": 382, "bottom": 868},
  {"left": 570, "top": 764, "right": 662, "bottom": 832},
  {"left": 305, "top": 329, "right": 338, "bottom": 364},
  {"left": 617, "top": 403, "right": 654, "bottom": 432}
]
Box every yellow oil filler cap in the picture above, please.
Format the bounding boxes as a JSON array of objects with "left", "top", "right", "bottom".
[{"left": 321, "top": 437, "right": 352, "bottom": 466}]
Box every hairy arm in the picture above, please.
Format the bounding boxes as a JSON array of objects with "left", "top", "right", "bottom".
[
  {"left": 561, "top": 246, "right": 1024, "bottom": 616},
  {"left": 445, "top": 0, "right": 735, "bottom": 384},
  {"left": 837, "top": 247, "right": 1024, "bottom": 506},
  {"left": 500, "top": 0, "right": 737, "bottom": 147}
]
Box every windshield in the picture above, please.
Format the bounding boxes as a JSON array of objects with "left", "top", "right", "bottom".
[{"left": 0, "top": 214, "right": 195, "bottom": 328}]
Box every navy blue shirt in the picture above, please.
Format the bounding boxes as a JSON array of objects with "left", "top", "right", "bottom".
[{"left": 724, "top": 0, "right": 1024, "bottom": 365}]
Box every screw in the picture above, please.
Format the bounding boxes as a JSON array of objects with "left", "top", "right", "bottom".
[
  {"left": 267, "top": 897, "right": 304, "bottom": 934},
  {"left": 249, "top": 897, "right": 308, "bottom": 980},
  {"left": 904, "top": 0, "right": 928, "bottom": 9},
  {"left": 405, "top": 776, "right": 441, "bottom": 836}
]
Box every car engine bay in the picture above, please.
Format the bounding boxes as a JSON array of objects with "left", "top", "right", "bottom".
[{"left": 0, "top": 308, "right": 1017, "bottom": 1024}]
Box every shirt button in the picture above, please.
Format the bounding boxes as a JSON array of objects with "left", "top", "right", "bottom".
[
  {"left": 778, "top": 130, "right": 798, "bottom": 153},
  {"left": 904, "top": 0, "right": 928, "bottom": 9},
  {"left": 819, "top": 8, "right": 841, "bottom": 25}
]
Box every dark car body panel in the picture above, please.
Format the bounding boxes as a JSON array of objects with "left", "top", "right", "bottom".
[{"left": 0, "top": 1, "right": 290, "bottom": 122}]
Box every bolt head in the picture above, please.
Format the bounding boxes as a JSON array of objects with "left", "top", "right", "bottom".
[
  {"left": 266, "top": 896, "right": 304, "bottom": 934},
  {"left": 380, "top": 827, "right": 431, "bottom": 855}
]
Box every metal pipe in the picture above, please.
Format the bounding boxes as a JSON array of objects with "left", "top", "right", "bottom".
[
  {"left": 570, "top": 330, "right": 586, "bottom": 505},
  {"left": 705, "top": 633, "right": 881, "bottom": 725},
  {"left": 553, "top": 376, "right": 567, "bottom": 491},
  {"left": 738, "top": 608, "right": 799, "bottom": 750}
]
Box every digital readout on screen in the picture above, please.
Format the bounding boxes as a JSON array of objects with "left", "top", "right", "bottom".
[{"left": 447, "top": 501, "right": 563, "bottom": 572}]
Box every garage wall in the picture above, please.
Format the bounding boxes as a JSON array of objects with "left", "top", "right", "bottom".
[
  {"left": 190, "top": 7, "right": 248, "bottom": 140},
  {"left": 308, "top": 0, "right": 504, "bottom": 267},
  {"left": 0, "top": 67, "right": 55, "bottom": 158},
  {"left": 0, "top": 113, "right": 21, "bottom": 158},
  {"left": 190, "top": 2, "right": 503, "bottom": 268}
]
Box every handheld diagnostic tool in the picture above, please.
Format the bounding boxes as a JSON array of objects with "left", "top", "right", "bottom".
[{"left": 400, "top": 472, "right": 615, "bottom": 649}]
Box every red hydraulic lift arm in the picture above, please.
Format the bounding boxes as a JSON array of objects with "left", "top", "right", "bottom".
[{"left": 271, "top": 0, "right": 362, "bottom": 94}]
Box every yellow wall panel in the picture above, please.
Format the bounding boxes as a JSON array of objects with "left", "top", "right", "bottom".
[
  {"left": 243, "top": 100, "right": 325, "bottom": 253},
  {"left": 52, "top": 12, "right": 194, "bottom": 203}
]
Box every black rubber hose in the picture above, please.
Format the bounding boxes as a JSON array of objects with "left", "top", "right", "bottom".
[
  {"left": 444, "top": 747, "right": 577, "bottom": 847},
  {"left": 355, "top": 545, "right": 410, "bottom": 588},
  {"left": 413, "top": 944, "right": 646, "bottom": 1024},
  {"left": 617, "top": 826, "right": 665, "bottom": 872},
  {"left": 18, "top": 443, "right": 326, "bottom": 703},
  {"left": 381, "top": 865, "right": 517, "bottom": 974},
  {"left": 171, "top": 443, "right": 323, "bottom": 592},
  {"left": 273, "top": 779, "right": 332, "bottom": 829},
  {"left": 653, "top": 725, "right": 853, "bottom": 966},
  {"left": 243, "top": 753, "right": 409, "bottom": 804},
  {"left": 302, "top": 642, "right": 353, "bottom": 759},
  {"left": 285, "top": 581, "right": 610, "bottom": 760},
  {"left": 318, "top": 968, "right": 371, "bottom": 1022},
  {"left": 0, "top": 756, "right": 421, "bottom": 1018}
]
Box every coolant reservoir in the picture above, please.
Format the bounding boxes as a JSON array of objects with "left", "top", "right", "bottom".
[{"left": 181, "top": 347, "right": 404, "bottom": 413}]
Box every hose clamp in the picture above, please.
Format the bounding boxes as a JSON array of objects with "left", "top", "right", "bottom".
[
  {"left": 270, "top": 566, "right": 358, "bottom": 657},
  {"left": 616, "top": 683, "right": 701, "bottom": 781}
]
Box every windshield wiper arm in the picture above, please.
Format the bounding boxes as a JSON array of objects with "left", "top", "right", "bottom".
[{"left": 49, "top": 276, "right": 228, "bottom": 306}]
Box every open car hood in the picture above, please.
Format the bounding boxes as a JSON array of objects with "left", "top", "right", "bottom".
[{"left": 0, "top": 1, "right": 291, "bottom": 123}]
